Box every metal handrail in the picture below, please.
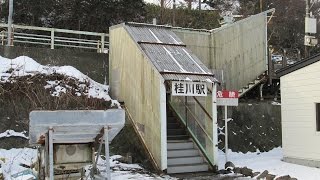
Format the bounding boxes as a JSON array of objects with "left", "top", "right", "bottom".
[
  {"left": 0, "top": 23, "right": 109, "bottom": 52},
  {"left": 184, "top": 103, "right": 214, "bottom": 143},
  {"left": 192, "top": 96, "right": 212, "bottom": 120},
  {"left": 170, "top": 97, "right": 213, "bottom": 143},
  {"left": 168, "top": 99, "right": 215, "bottom": 168}
]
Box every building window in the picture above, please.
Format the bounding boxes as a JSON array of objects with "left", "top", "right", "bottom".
[{"left": 317, "top": 103, "right": 320, "bottom": 131}]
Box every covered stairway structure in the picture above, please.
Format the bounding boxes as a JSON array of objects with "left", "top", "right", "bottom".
[
  {"left": 109, "top": 10, "right": 271, "bottom": 174},
  {"left": 109, "top": 23, "right": 219, "bottom": 173}
]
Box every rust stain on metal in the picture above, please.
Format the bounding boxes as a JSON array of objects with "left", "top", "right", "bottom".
[{"left": 37, "top": 134, "right": 46, "bottom": 144}]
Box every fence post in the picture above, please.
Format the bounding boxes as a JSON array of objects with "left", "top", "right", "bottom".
[
  {"left": 50, "top": 29, "right": 54, "bottom": 49},
  {"left": 100, "top": 34, "right": 105, "bottom": 53},
  {"left": 1, "top": 31, "right": 4, "bottom": 45}
]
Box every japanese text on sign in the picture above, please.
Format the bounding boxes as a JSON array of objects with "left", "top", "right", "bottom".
[
  {"left": 172, "top": 81, "right": 207, "bottom": 96},
  {"left": 216, "top": 90, "right": 239, "bottom": 106}
]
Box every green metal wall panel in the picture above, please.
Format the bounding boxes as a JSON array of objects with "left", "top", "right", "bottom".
[
  {"left": 174, "top": 13, "right": 267, "bottom": 91},
  {"left": 109, "top": 26, "right": 164, "bottom": 170}
]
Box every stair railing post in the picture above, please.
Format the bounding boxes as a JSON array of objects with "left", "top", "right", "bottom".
[
  {"left": 185, "top": 96, "right": 188, "bottom": 128},
  {"left": 212, "top": 83, "right": 218, "bottom": 166}
]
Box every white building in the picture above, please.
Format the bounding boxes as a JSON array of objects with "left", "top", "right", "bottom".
[{"left": 277, "top": 54, "right": 320, "bottom": 167}]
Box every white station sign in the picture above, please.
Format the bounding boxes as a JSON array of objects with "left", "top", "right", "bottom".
[{"left": 172, "top": 81, "right": 207, "bottom": 96}]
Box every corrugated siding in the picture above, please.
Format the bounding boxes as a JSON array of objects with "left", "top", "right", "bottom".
[
  {"left": 109, "top": 26, "right": 165, "bottom": 169},
  {"left": 174, "top": 13, "right": 267, "bottom": 90},
  {"left": 212, "top": 14, "right": 267, "bottom": 90},
  {"left": 281, "top": 60, "right": 320, "bottom": 161},
  {"left": 173, "top": 29, "right": 211, "bottom": 67}
]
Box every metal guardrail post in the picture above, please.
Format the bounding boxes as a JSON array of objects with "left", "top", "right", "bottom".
[
  {"left": 97, "top": 40, "right": 100, "bottom": 53},
  {"left": 50, "top": 29, "right": 54, "bottom": 49},
  {"left": 101, "top": 35, "right": 105, "bottom": 53}
]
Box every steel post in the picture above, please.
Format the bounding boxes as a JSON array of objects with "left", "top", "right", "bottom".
[
  {"left": 212, "top": 83, "right": 218, "bottom": 165},
  {"left": 48, "top": 128, "right": 54, "bottom": 180},
  {"left": 50, "top": 29, "right": 54, "bottom": 49},
  {"left": 225, "top": 105, "right": 228, "bottom": 162},
  {"left": 7, "top": 0, "right": 13, "bottom": 46},
  {"left": 104, "top": 126, "right": 111, "bottom": 180}
]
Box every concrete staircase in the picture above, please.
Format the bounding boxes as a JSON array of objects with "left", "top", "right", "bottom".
[
  {"left": 238, "top": 72, "right": 267, "bottom": 98},
  {"left": 166, "top": 108, "right": 209, "bottom": 174}
]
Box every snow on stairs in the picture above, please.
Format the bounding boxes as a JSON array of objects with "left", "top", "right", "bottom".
[{"left": 166, "top": 109, "right": 209, "bottom": 174}]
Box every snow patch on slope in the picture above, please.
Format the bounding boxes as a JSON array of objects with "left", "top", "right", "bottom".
[
  {"left": 0, "top": 130, "right": 28, "bottom": 139},
  {"left": 0, "top": 56, "right": 119, "bottom": 107}
]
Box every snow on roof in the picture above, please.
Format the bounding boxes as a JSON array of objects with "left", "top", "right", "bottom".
[{"left": 0, "top": 56, "right": 119, "bottom": 107}]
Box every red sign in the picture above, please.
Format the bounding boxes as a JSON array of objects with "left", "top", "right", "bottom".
[
  {"left": 217, "top": 90, "right": 239, "bottom": 98},
  {"left": 216, "top": 90, "right": 239, "bottom": 106}
]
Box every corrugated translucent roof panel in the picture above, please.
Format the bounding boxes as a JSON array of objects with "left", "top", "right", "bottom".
[
  {"left": 126, "top": 23, "right": 183, "bottom": 44},
  {"left": 125, "top": 23, "right": 216, "bottom": 82},
  {"left": 140, "top": 44, "right": 211, "bottom": 74},
  {"left": 161, "top": 74, "right": 217, "bottom": 83}
]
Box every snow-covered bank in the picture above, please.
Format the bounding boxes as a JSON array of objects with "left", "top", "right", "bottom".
[
  {"left": 92, "top": 155, "right": 175, "bottom": 180},
  {"left": 218, "top": 147, "right": 320, "bottom": 179},
  {"left": 0, "top": 148, "right": 38, "bottom": 180},
  {"left": 0, "top": 148, "right": 175, "bottom": 180},
  {"left": 0, "top": 56, "right": 119, "bottom": 107}
]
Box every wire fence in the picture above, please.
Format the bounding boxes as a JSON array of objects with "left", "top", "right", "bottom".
[{"left": 0, "top": 23, "right": 109, "bottom": 53}]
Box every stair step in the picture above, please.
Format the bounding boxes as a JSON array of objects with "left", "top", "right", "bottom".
[
  {"left": 167, "top": 129, "right": 187, "bottom": 136},
  {"left": 167, "top": 123, "right": 180, "bottom": 129},
  {"left": 167, "top": 141, "right": 193, "bottom": 150},
  {"left": 167, "top": 163, "right": 209, "bottom": 174},
  {"left": 167, "top": 115, "right": 177, "bottom": 122},
  {"left": 167, "top": 135, "right": 189, "bottom": 140},
  {"left": 168, "top": 149, "right": 198, "bottom": 158},
  {"left": 168, "top": 156, "right": 204, "bottom": 166}
]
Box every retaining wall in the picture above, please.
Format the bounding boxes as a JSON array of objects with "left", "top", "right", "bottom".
[{"left": 0, "top": 46, "right": 108, "bottom": 84}]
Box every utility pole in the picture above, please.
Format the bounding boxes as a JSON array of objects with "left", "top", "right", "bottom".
[
  {"left": 160, "top": 0, "right": 164, "bottom": 24},
  {"left": 305, "top": 0, "right": 310, "bottom": 58},
  {"left": 173, "top": 0, "right": 176, "bottom": 26},
  {"left": 260, "top": 0, "right": 263, "bottom": 12},
  {"left": 199, "top": 0, "right": 201, "bottom": 11},
  {"left": 7, "top": 0, "right": 13, "bottom": 46}
]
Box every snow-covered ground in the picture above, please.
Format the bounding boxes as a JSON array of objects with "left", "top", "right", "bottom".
[
  {"left": 1, "top": 147, "right": 320, "bottom": 179},
  {"left": 0, "top": 148, "right": 175, "bottom": 180},
  {"left": 0, "top": 148, "right": 38, "bottom": 180},
  {"left": 218, "top": 148, "right": 320, "bottom": 180},
  {"left": 0, "top": 55, "right": 119, "bottom": 107}
]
